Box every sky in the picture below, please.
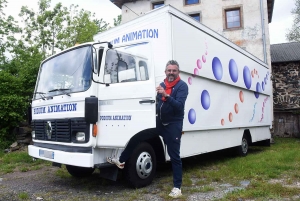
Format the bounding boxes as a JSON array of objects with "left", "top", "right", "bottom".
[
  {"left": 269, "top": 0, "right": 295, "bottom": 44},
  {"left": 5, "top": 0, "right": 122, "bottom": 27},
  {"left": 3, "top": 0, "right": 296, "bottom": 45}
]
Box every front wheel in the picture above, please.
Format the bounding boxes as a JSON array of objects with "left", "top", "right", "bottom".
[
  {"left": 123, "top": 142, "right": 156, "bottom": 188},
  {"left": 66, "top": 165, "right": 95, "bottom": 177}
]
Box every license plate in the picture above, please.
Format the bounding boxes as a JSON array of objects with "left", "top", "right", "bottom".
[{"left": 39, "top": 149, "right": 54, "bottom": 159}]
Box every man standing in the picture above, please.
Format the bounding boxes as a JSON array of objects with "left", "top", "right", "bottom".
[
  {"left": 156, "top": 60, "right": 188, "bottom": 198},
  {"left": 107, "top": 60, "right": 188, "bottom": 198}
]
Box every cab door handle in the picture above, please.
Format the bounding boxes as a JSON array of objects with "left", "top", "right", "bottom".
[{"left": 139, "top": 99, "right": 155, "bottom": 104}]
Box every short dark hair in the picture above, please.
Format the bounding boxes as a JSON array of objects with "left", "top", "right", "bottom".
[{"left": 165, "top": 60, "right": 179, "bottom": 70}]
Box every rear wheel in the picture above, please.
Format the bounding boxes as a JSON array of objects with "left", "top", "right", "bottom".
[
  {"left": 124, "top": 142, "right": 156, "bottom": 188},
  {"left": 66, "top": 165, "right": 95, "bottom": 177},
  {"left": 236, "top": 135, "right": 249, "bottom": 157}
]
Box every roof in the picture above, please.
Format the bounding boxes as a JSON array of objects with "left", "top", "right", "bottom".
[
  {"left": 110, "top": 0, "right": 275, "bottom": 23},
  {"left": 271, "top": 42, "right": 300, "bottom": 63}
]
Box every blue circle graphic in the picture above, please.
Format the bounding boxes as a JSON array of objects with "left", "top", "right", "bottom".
[
  {"left": 188, "top": 109, "right": 196, "bottom": 124},
  {"left": 201, "top": 90, "right": 210, "bottom": 110},
  {"left": 229, "top": 59, "right": 238, "bottom": 83},
  {"left": 212, "top": 57, "right": 223, "bottom": 81},
  {"left": 243, "top": 66, "right": 252, "bottom": 89},
  {"left": 262, "top": 81, "right": 265, "bottom": 91}
]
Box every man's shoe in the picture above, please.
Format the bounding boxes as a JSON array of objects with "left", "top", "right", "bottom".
[
  {"left": 168, "top": 187, "right": 182, "bottom": 198},
  {"left": 106, "top": 157, "right": 125, "bottom": 169}
]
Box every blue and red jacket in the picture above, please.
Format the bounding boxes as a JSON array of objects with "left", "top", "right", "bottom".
[{"left": 156, "top": 80, "right": 188, "bottom": 124}]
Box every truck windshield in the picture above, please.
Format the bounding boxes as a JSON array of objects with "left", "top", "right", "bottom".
[{"left": 34, "top": 46, "right": 92, "bottom": 99}]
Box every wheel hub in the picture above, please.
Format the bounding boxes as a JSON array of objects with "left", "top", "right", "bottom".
[
  {"left": 136, "top": 151, "right": 152, "bottom": 179},
  {"left": 242, "top": 138, "right": 248, "bottom": 154}
]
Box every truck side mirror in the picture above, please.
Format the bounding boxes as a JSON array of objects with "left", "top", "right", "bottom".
[{"left": 85, "top": 97, "right": 98, "bottom": 124}]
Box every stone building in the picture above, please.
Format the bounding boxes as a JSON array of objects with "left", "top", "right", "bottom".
[
  {"left": 110, "top": 0, "right": 275, "bottom": 65},
  {"left": 271, "top": 42, "right": 300, "bottom": 138}
]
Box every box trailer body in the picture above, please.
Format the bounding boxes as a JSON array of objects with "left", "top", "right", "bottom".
[{"left": 28, "top": 5, "right": 272, "bottom": 187}]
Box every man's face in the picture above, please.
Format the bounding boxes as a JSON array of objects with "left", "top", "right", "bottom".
[{"left": 165, "top": 64, "right": 179, "bottom": 82}]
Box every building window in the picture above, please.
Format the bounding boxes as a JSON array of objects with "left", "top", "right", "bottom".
[
  {"left": 225, "top": 8, "right": 241, "bottom": 29},
  {"left": 189, "top": 13, "right": 201, "bottom": 22},
  {"left": 185, "top": 0, "right": 200, "bottom": 5},
  {"left": 153, "top": 2, "right": 164, "bottom": 9}
]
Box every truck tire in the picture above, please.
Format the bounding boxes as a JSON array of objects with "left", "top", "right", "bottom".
[
  {"left": 66, "top": 165, "right": 95, "bottom": 177},
  {"left": 236, "top": 135, "right": 249, "bottom": 157},
  {"left": 124, "top": 142, "right": 156, "bottom": 188}
]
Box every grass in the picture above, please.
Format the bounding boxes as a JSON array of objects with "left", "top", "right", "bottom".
[
  {"left": 1, "top": 137, "right": 300, "bottom": 200},
  {"left": 0, "top": 147, "right": 51, "bottom": 174},
  {"left": 18, "top": 192, "right": 29, "bottom": 200}
]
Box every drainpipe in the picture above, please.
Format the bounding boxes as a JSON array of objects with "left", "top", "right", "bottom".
[{"left": 260, "top": 0, "right": 267, "bottom": 63}]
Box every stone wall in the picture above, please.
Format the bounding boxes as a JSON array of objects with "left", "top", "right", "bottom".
[
  {"left": 272, "top": 61, "right": 300, "bottom": 138},
  {"left": 272, "top": 62, "right": 300, "bottom": 109}
]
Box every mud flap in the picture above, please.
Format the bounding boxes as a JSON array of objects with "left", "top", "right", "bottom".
[{"left": 99, "top": 166, "right": 119, "bottom": 181}]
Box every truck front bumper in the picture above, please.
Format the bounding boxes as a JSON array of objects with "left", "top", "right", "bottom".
[{"left": 28, "top": 145, "right": 94, "bottom": 167}]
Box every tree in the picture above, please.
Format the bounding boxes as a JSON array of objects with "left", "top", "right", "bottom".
[
  {"left": 58, "top": 5, "right": 105, "bottom": 49},
  {"left": 286, "top": 0, "right": 300, "bottom": 41},
  {"left": 113, "top": 15, "right": 122, "bottom": 27},
  {"left": 0, "top": 0, "right": 21, "bottom": 65},
  {"left": 19, "top": 0, "right": 69, "bottom": 55},
  {"left": 19, "top": 1, "right": 109, "bottom": 54}
]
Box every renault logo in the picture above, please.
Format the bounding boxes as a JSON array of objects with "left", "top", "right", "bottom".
[{"left": 46, "top": 121, "right": 52, "bottom": 139}]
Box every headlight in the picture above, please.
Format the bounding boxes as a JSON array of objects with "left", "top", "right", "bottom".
[
  {"left": 31, "top": 131, "right": 35, "bottom": 139},
  {"left": 76, "top": 132, "right": 85, "bottom": 142}
]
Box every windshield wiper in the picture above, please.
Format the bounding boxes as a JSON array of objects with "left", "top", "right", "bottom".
[
  {"left": 33, "top": 92, "right": 46, "bottom": 100},
  {"left": 48, "top": 88, "right": 71, "bottom": 96}
]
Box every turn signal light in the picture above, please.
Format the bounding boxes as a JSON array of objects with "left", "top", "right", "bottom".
[{"left": 93, "top": 124, "right": 98, "bottom": 137}]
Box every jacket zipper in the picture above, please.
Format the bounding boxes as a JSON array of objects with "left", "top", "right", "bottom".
[{"left": 160, "top": 102, "right": 164, "bottom": 121}]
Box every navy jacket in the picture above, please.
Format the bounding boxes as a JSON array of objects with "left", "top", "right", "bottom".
[{"left": 156, "top": 79, "right": 188, "bottom": 124}]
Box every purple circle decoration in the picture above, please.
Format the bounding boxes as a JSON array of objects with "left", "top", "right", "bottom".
[
  {"left": 201, "top": 90, "right": 210, "bottom": 110},
  {"left": 188, "top": 77, "right": 192, "bottom": 85},
  {"left": 243, "top": 66, "right": 252, "bottom": 89},
  {"left": 262, "top": 81, "right": 265, "bottom": 91},
  {"left": 212, "top": 57, "right": 223, "bottom": 81},
  {"left": 188, "top": 109, "right": 196, "bottom": 124},
  {"left": 202, "top": 55, "right": 206, "bottom": 63},
  {"left": 197, "top": 59, "right": 202, "bottom": 69},
  {"left": 229, "top": 59, "right": 238, "bottom": 83},
  {"left": 194, "top": 68, "right": 199, "bottom": 76}
]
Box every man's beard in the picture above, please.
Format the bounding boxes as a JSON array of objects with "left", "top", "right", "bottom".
[{"left": 167, "top": 75, "right": 176, "bottom": 82}]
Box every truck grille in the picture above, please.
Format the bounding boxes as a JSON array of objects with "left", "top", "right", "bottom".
[{"left": 32, "top": 118, "right": 88, "bottom": 143}]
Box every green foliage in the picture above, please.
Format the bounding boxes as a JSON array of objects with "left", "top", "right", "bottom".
[
  {"left": 0, "top": 0, "right": 21, "bottom": 65},
  {"left": 0, "top": 71, "right": 26, "bottom": 149},
  {"left": 0, "top": 0, "right": 112, "bottom": 149},
  {"left": 113, "top": 15, "right": 122, "bottom": 27},
  {"left": 286, "top": 0, "right": 300, "bottom": 41},
  {"left": 19, "top": 1, "right": 108, "bottom": 54},
  {"left": 59, "top": 5, "right": 102, "bottom": 48}
]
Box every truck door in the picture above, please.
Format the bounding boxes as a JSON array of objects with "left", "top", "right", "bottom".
[{"left": 97, "top": 43, "right": 156, "bottom": 147}]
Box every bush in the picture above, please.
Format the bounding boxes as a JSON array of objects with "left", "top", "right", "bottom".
[{"left": 0, "top": 71, "right": 27, "bottom": 149}]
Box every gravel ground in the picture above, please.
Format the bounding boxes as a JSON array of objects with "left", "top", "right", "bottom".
[{"left": 0, "top": 163, "right": 253, "bottom": 201}]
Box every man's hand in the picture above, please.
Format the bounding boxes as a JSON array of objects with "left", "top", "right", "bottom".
[{"left": 156, "top": 85, "right": 168, "bottom": 97}]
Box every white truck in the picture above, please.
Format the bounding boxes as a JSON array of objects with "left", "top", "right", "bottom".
[{"left": 28, "top": 5, "right": 272, "bottom": 188}]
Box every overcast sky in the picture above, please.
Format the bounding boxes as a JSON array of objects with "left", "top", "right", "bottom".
[
  {"left": 269, "top": 0, "right": 295, "bottom": 44},
  {"left": 4, "top": 0, "right": 295, "bottom": 45},
  {"left": 5, "top": 0, "right": 122, "bottom": 26}
]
